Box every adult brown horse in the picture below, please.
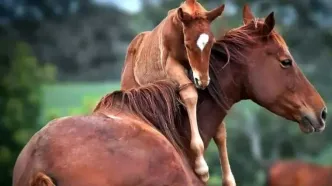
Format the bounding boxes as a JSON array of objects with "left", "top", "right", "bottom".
[
  {"left": 13, "top": 5, "right": 327, "bottom": 186},
  {"left": 121, "top": 0, "right": 225, "bottom": 181},
  {"left": 120, "top": 4, "right": 328, "bottom": 186},
  {"left": 266, "top": 160, "right": 332, "bottom": 186}
]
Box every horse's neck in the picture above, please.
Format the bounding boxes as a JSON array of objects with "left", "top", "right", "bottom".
[
  {"left": 177, "top": 69, "right": 242, "bottom": 185},
  {"left": 196, "top": 60, "right": 243, "bottom": 145},
  {"left": 162, "top": 12, "right": 187, "bottom": 60}
]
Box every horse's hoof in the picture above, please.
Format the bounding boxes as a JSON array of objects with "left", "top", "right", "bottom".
[
  {"left": 200, "top": 172, "right": 209, "bottom": 183},
  {"left": 222, "top": 177, "right": 236, "bottom": 186},
  {"left": 195, "top": 168, "right": 209, "bottom": 183},
  {"left": 194, "top": 157, "right": 209, "bottom": 182},
  {"left": 222, "top": 183, "right": 236, "bottom": 186}
]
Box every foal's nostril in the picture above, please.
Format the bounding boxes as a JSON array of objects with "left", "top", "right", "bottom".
[
  {"left": 321, "top": 107, "right": 327, "bottom": 122},
  {"left": 194, "top": 78, "right": 199, "bottom": 86}
]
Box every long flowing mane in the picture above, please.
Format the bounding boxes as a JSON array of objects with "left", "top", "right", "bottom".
[
  {"left": 92, "top": 20, "right": 288, "bottom": 160},
  {"left": 207, "top": 19, "right": 287, "bottom": 110},
  {"left": 93, "top": 80, "right": 186, "bottom": 154}
]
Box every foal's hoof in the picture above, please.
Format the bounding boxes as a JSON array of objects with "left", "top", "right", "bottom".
[
  {"left": 222, "top": 180, "right": 236, "bottom": 186},
  {"left": 222, "top": 177, "right": 236, "bottom": 186},
  {"left": 195, "top": 166, "right": 209, "bottom": 183},
  {"left": 200, "top": 171, "right": 209, "bottom": 183},
  {"left": 195, "top": 157, "right": 209, "bottom": 183}
]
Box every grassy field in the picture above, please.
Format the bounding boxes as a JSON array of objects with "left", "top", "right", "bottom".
[
  {"left": 40, "top": 81, "right": 120, "bottom": 124},
  {"left": 40, "top": 81, "right": 262, "bottom": 124}
]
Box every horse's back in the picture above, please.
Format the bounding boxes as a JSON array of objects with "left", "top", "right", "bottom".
[
  {"left": 122, "top": 21, "right": 168, "bottom": 88},
  {"left": 267, "top": 160, "right": 332, "bottom": 186},
  {"left": 121, "top": 31, "right": 149, "bottom": 89},
  {"left": 13, "top": 115, "right": 193, "bottom": 186}
]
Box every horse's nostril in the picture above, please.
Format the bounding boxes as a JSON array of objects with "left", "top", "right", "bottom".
[
  {"left": 321, "top": 107, "right": 327, "bottom": 122},
  {"left": 194, "top": 78, "right": 199, "bottom": 85}
]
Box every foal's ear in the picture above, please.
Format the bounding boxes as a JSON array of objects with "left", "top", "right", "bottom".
[
  {"left": 262, "top": 12, "right": 275, "bottom": 35},
  {"left": 243, "top": 4, "right": 255, "bottom": 24},
  {"left": 206, "top": 4, "right": 225, "bottom": 22},
  {"left": 177, "top": 8, "right": 192, "bottom": 23}
]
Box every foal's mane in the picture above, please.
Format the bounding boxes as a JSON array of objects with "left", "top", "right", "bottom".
[
  {"left": 93, "top": 80, "right": 185, "bottom": 154},
  {"left": 207, "top": 19, "right": 288, "bottom": 110}
]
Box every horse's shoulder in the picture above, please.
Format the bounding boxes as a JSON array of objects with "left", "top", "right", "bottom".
[{"left": 127, "top": 31, "right": 150, "bottom": 54}]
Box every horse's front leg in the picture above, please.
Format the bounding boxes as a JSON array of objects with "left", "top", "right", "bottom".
[
  {"left": 214, "top": 122, "right": 236, "bottom": 186},
  {"left": 165, "top": 57, "right": 209, "bottom": 183}
]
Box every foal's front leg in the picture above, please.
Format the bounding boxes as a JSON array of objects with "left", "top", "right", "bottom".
[
  {"left": 166, "top": 57, "right": 209, "bottom": 182},
  {"left": 214, "top": 122, "right": 236, "bottom": 186}
]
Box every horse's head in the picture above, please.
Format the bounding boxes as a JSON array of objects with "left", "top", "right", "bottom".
[
  {"left": 177, "top": 0, "right": 224, "bottom": 89},
  {"left": 238, "top": 5, "right": 327, "bottom": 133}
]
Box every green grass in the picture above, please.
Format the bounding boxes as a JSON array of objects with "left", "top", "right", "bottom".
[
  {"left": 40, "top": 81, "right": 120, "bottom": 124},
  {"left": 39, "top": 81, "right": 261, "bottom": 125}
]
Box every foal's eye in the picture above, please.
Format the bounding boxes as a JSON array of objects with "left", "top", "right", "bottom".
[{"left": 280, "top": 59, "right": 292, "bottom": 68}]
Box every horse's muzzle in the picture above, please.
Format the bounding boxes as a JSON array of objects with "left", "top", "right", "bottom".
[
  {"left": 194, "top": 77, "right": 210, "bottom": 90},
  {"left": 299, "top": 107, "right": 327, "bottom": 133}
]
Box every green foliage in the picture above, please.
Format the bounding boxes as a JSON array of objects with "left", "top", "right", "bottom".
[
  {"left": 0, "top": 40, "right": 56, "bottom": 185},
  {"left": 41, "top": 82, "right": 120, "bottom": 122}
]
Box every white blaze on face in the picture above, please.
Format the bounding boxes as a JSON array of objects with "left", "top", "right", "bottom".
[{"left": 196, "top": 33, "right": 209, "bottom": 51}]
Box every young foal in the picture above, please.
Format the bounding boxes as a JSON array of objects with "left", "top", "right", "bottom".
[{"left": 121, "top": 0, "right": 225, "bottom": 182}]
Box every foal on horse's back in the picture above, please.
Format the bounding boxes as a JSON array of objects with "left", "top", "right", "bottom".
[{"left": 120, "top": 0, "right": 225, "bottom": 182}]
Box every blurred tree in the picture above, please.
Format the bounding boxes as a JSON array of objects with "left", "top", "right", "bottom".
[
  {"left": 0, "top": 0, "right": 135, "bottom": 81},
  {"left": 0, "top": 36, "right": 55, "bottom": 185}
]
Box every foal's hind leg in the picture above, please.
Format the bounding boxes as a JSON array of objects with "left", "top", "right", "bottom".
[{"left": 214, "top": 122, "right": 236, "bottom": 186}]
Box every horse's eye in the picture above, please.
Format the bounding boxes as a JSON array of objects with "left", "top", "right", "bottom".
[{"left": 280, "top": 59, "right": 292, "bottom": 68}]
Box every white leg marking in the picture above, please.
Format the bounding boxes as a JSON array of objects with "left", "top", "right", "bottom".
[
  {"left": 191, "top": 136, "right": 209, "bottom": 182},
  {"left": 195, "top": 155, "right": 209, "bottom": 182}
]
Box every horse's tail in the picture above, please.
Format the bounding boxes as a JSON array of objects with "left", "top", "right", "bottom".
[{"left": 29, "top": 172, "right": 56, "bottom": 186}]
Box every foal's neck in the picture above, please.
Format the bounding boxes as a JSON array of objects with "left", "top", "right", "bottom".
[{"left": 163, "top": 11, "right": 186, "bottom": 52}]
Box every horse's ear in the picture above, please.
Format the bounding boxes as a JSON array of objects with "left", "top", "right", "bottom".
[
  {"left": 262, "top": 12, "right": 275, "bottom": 35},
  {"left": 206, "top": 4, "right": 225, "bottom": 22},
  {"left": 177, "top": 8, "right": 192, "bottom": 23},
  {"left": 243, "top": 4, "right": 255, "bottom": 24}
]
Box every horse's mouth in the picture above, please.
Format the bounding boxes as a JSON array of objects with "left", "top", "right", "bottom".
[
  {"left": 194, "top": 83, "right": 207, "bottom": 90},
  {"left": 299, "top": 116, "right": 324, "bottom": 134}
]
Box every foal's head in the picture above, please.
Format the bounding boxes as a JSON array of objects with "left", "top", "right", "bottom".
[
  {"left": 232, "top": 5, "right": 327, "bottom": 133},
  {"left": 177, "top": 0, "right": 225, "bottom": 89}
]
